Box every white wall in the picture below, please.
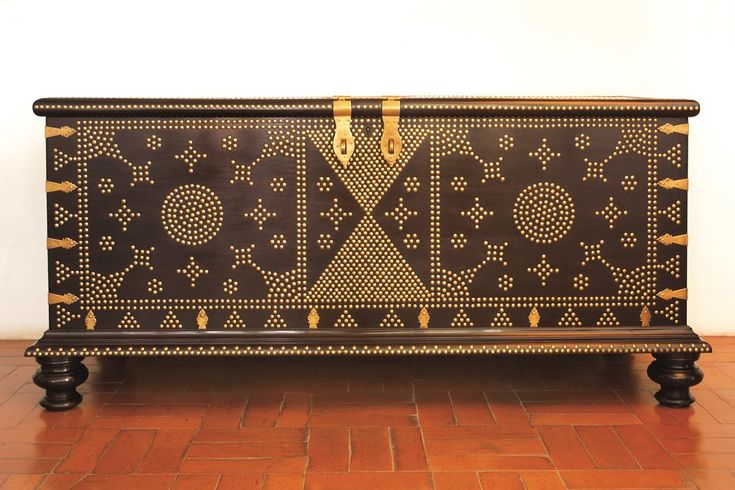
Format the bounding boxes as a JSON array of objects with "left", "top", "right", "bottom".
[{"left": 1, "top": 0, "right": 733, "bottom": 338}]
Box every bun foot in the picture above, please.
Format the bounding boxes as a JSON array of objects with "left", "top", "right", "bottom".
[
  {"left": 33, "top": 356, "right": 88, "bottom": 411},
  {"left": 647, "top": 352, "right": 703, "bottom": 408}
]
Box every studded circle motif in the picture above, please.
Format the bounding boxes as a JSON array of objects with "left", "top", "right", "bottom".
[
  {"left": 513, "top": 182, "right": 575, "bottom": 244},
  {"left": 161, "top": 184, "right": 224, "bottom": 246}
]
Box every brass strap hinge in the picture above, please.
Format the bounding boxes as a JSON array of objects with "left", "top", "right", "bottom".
[
  {"left": 47, "top": 237, "right": 78, "bottom": 249},
  {"left": 658, "top": 178, "right": 688, "bottom": 191},
  {"left": 380, "top": 98, "right": 402, "bottom": 165},
  {"left": 658, "top": 122, "right": 689, "bottom": 135},
  {"left": 657, "top": 233, "right": 688, "bottom": 246},
  {"left": 657, "top": 288, "right": 688, "bottom": 301},
  {"left": 45, "top": 126, "right": 77, "bottom": 138},
  {"left": 48, "top": 292, "right": 79, "bottom": 305},
  {"left": 332, "top": 97, "right": 355, "bottom": 167},
  {"left": 46, "top": 181, "right": 78, "bottom": 193}
]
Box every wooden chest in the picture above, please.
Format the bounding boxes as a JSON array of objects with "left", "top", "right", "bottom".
[{"left": 27, "top": 97, "right": 709, "bottom": 410}]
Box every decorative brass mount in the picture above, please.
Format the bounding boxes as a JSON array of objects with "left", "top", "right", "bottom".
[
  {"left": 47, "top": 237, "right": 78, "bottom": 249},
  {"left": 308, "top": 308, "right": 319, "bottom": 329},
  {"left": 658, "top": 178, "right": 688, "bottom": 191},
  {"left": 332, "top": 97, "right": 355, "bottom": 167},
  {"left": 657, "top": 233, "right": 688, "bottom": 246},
  {"left": 45, "top": 126, "right": 77, "bottom": 138},
  {"left": 380, "top": 98, "right": 402, "bottom": 165},
  {"left": 197, "top": 309, "right": 208, "bottom": 329},
  {"left": 85, "top": 311, "right": 96, "bottom": 330},
  {"left": 48, "top": 293, "right": 79, "bottom": 305},
  {"left": 657, "top": 122, "right": 688, "bottom": 135},
  {"left": 46, "top": 181, "right": 78, "bottom": 193},
  {"left": 657, "top": 288, "right": 688, "bottom": 301}
]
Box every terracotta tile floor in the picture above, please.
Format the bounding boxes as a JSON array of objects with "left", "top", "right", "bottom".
[{"left": 0, "top": 337, "right": 734, "bottom": 489}]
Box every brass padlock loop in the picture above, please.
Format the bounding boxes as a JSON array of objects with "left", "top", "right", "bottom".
[
  {"left": 381, "top": 98, "right": 402, "bottom": 165},
  {"left": 332, "top": 97, "right": 355, "bottom": 167}
]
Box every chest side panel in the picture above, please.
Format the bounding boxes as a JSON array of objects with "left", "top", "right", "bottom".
[{"left": 45, "top": 116, "right": 687, "bottom": 332}]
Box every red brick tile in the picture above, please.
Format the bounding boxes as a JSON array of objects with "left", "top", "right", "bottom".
[
  {"left": 614, "top": 425, "right": 678, "bottom": 469},
  {"left": 93, "top": 429, "right": 156, "bottom": 473},
  {"left": 532, "top": 412, "right": 641, "bottom": 425},
  {"left": 560, "top": 469, "right": 688, "bottom": 488},
  {"left": 517, "top": 390, "right": 619, "bottom": 403},
  {"left": 684, "top": 469, "right": 735, "bottom": 490},
  {"left": 427, "top": 454, "right": 553, "bottom": 471},
  {"left": 309, "top": 405, "right": 417, "bottom": 427},
  {"left": 485, "top": 391, "right": 529, "bottom": 424},
  {"left": 671, "top": 453, "right": 735, "bottom": 469},
  {"left": 0, "top": 427, "right": 82, "bottom": 444},
  {"left": 662, "top": 436, "right": 735, "bottom": 453},
  {"left": 0, "top": 366, "right": 36, "bottom": 395},
  {"left": 277, "top": 392, "right": 311, "bottom": 428},
  {"left": 56, "top": 428, "right": 118, "bottom": 473},
  {"left": 390, "top": 427, "right": 427, "bottom": 470},
  {"left": 313, "top": 392, "right": 412, "bottom": 405},
  {"left": 576, "top": 425, "right": 638, "bottom": 469},
  {"left": 38, "top": 474, "right": 85, "bottom": 489},
  {"left": 350, "top": 428, "right": 392, "bottom": 471},
  {"left": 72, "top": 474, "right": 175, "bottom": 489},
  {"left": 216, "top": 474, "right": 266, "bottom": 489},
  {"left": 201, "top": 393, "right": 245, "bottom": 429},
  {"left": 692, "top": 389, "right": 735, "bottom": 424},
  {"left": 264, "top": 473, "right": 304, "bottom": 489},
  {"left": 307, "top": 427, "right": 349, "bottom": 472},
  {"left": 181, "top": 456, "right": 306, "bottom": 473},
  {"left": 451, "top": 391, "right": 495, "bottom": 425},
  {"left": 137, "top": 429, "right": 197, "bottom": 473},
  {"left": 305, "top": 472, "right": 434, "bottom": 490},
  {"left": 0, "top": 474, "right": 46, "bottom": 489},
  {"left": 416, "top": 391, "right": 455, "bottom": 426},
  {"left": 195, "top": 427, "right": 305, "bottom": 443},
  {"left": 0, "top": 458, "right": 57, "bottom": 473},
  {"left": 100, "top": 404, "right": 207, "bottom": 418},
  {"left": 524, "top": 401, "right": 629, "bottom": 413},
  {"left": 171, "top": 474, "right": 220, "bottom": 489},
  {"left": 521, "top": 471, "right": 566, "bottom": 490},
  {"left": 0, "top": 394, "right": 38, "bottom": 429},
  {"left": 242, "top": 392, "right": 284, "bottom": 427},
  {"left": 537, "top": 426, "right": 595, "bottom": 469},
  {"left": 423, "top": 427, "right": 544, "bottom": 456},
  {"left": 50, "top": 393, "right": 113, "bottom": 429},
  {"left": 433, "top": 471, "right": 482, "bottom": 490},
  {"left": 0, "top": 442, "right": 70, "bottom": 459},
  {"left": 645, "top": 422, "right": 735, "bottom": 440},
  {"left": 187, "top": 436, "right": 305, "bottom": 458},
  {"left": 477, "top": 471, "right": 524, "bottom": 489},
  {"left": 90, "top": 415, "right": 202, "bottom": 429}
]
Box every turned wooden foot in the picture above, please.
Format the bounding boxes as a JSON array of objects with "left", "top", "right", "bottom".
[
  {"left": 647, "top": 352, "right": 703, "bottom": 408},
  {"left": 33, "top": 356, "right": 88, "bottom": 411}
]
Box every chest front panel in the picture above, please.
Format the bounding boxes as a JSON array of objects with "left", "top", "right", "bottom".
[{"left": 47, "top": 116, "right": 687, "bottom": 331}]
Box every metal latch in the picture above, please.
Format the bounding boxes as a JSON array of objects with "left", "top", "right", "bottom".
[
  {"left": 380, "top": 97, "right": 402, "bottom": 165},
  {"left": 657, "top": 233, "right": 688, "bottom": 246},
  {"left": 333, "top": 97, "right": 355, "bottom": 167},
  {"left": 658, "top": 178, "right": 688, "bottom": 191},
  {"left": 658, "top": 123, "right": 689, "bottom": 135}
]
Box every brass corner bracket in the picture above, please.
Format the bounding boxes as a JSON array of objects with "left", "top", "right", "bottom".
[
  {"left": 657, "top": 288, "right": 688, "bottom": 301},
  {"left": 380, "top": 98, "right": 402, "bottom": 165},
  {"left": 46, "top": 181, "right": 78, "bottom": 193},
  {"left": 658, "top": 178, "right": 688, "bottom": 191},
  {"left": 657, "top": 233, "right": 688, "bottom": 246},
  {"left": 332, "top": 97, "right": 355, "bottom": 167},
  {"left": 45, "top": 126, "right": 77, "bottom": 138},
  {"left": 658, "top": 122, "right": 688, "bottom": 135},
  {"left": 48, "top": 292, "right": 79, "bottom": 305},
  {"left": 47, "top": 237, "right": 78, "bottom": 249}
]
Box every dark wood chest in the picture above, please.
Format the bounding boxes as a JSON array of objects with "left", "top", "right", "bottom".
[{"left": 27, "top": 97, "right": 709, "bottom": 409}]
